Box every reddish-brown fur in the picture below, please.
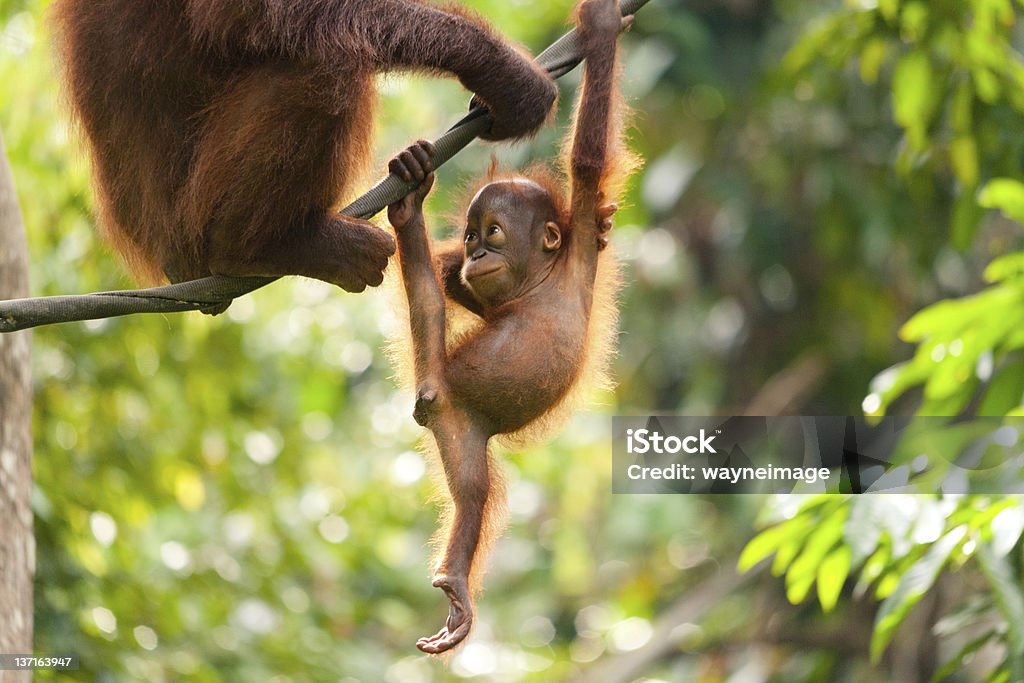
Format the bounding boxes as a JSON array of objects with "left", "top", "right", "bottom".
[
  {"left": 387, "top": 0, "right": 636, "bottom": 654},
  {"left": 49, "top": 0, "right": 558, "bottom": 295}
]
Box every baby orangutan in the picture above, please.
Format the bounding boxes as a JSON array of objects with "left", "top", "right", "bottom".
[{"left": 387, "top": 0, "right": 634, "bottom": 654}]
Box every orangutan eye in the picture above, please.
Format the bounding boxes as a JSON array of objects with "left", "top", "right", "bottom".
[
  {"left": 464, "top": 232, "right": 478, "bottom": 244},
  {"left": 485, "top": 224, "right": 507, "bottom": 248}
]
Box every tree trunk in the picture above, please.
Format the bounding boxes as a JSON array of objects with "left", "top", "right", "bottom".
[{"left": 0, "top": 129, "right": 34, "bottom": 680}]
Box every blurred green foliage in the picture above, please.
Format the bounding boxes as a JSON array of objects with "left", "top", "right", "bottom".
[
  {"left": 5, "top": 0, "right": 1024, "bottom": 681},
  {"left": 741, "top": 2, "right": 1024, "bottom": 681},
  {"left": 742, "top": 496, "right": 1024, "bottom": 679}
]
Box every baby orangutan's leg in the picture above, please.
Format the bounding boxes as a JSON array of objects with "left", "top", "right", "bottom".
[{"left": 417, "top": 412, "right": 493, "bottom": 654}]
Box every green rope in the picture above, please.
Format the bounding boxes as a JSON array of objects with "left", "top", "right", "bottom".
[{"left": 0, "top": 0, "right": 651, "bottom": 333}]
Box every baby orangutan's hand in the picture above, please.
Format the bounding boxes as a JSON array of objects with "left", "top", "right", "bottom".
[
  {"left": 578, "top": 0, "right": 632, "bottom": 50},
  {"left": 387, "top": 140, "right": 436, "bottom": 229}
]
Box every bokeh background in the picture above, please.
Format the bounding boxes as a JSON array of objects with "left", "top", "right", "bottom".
[{"left": 4, "top": 0, "right": 1024, "bottom": 680}]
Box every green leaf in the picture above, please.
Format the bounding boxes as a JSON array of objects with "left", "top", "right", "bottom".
[
  {"left": 892, "top": 51, "right": 935, "bottom": 151},
  {"left": 990, "top": 505, "right": 1024, "bottom": 557},
  {"left": 737, "top": 509, "right": 815, "bottom": 573},
  {"left": 780, "top": 15, "right": 847, "bottom": 76},
  {"left": 738, "top": 516, "right": 810, "bottom": 573},
  {"left": 978, "top": 360, "right": 1024, "bottom": 415},
  {"left": 931, "top": 631, "right": 1000, "bottom": 683},
  {"left": 856, "top": 544, "right": 892, "bottom": 596},
  {"left": 984, "top": 252, "right": 1024, "bottom": 283},
  {"left": 900, "top": 300, "right": 973, "bottom": 342},
  {"left": 785, "top": 507, "right": 847, "bottom": 604},
  {"left": 875, "top": 570, "right": 902, "bottom": 600},
  {"left": 817, "top": 546, "right": 852, "bottom": 613},
  {"left": 979, "top": 179, "right": 1024, "bottom": 224},
  {"left": 845, "top": 498, "right": 884, "bottom": 565},
  {"left": 878, "top": 0, "right": 898, "bottom": 22},
  {"left": 859, "top": 38, "right": 889, "bottom": 85},
  {"left": 949, "top": 136, "right": 979, "bottom": 187},
  {"left": 951, "top": 79, "right": 974, "bottom": 131},
  {"left": 871, "top": 525, "right": 966, "bottom": 662},
  {"left": 973, "top": 67, "right": 1003, "bottom": 103},
  {"left": 951, "top": 188, "right": 984, "bottom": 250},
  {"left": 899, "top": 2, "right": 930, "bottom": 42},
  {"left": 772, "top": 536, "right": 803, "bottom": 576},
  {"left": 976, "top": 545, "right": 1024, "bottom": 679}
]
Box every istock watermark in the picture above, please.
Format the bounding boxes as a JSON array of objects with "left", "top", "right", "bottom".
[
  {"left": 612, "top": 416, "right": 1024, "bottom": 494},
  {"left": 625, "top": 427, "right": 718, "bottom": 455}
]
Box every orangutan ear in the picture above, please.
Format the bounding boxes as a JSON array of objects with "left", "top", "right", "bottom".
[{"left": 542, "top": 221, "right": 562, "bottom": 252}]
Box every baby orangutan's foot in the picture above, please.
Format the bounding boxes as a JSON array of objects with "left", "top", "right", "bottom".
[{"left": 416, "top": 575, "right": 473, "bottom": 654}]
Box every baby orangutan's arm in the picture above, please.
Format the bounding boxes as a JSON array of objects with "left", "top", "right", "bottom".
[
  {"left": 388, "top": 141, "right": 446, "bottom": 424},
  {"left": 568, "top": 0, "right": 632, "bottom": 272}
]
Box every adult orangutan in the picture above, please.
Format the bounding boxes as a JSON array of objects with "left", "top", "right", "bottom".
[{"left": 51, "top": 0, "right": 558, "bottom": 299}]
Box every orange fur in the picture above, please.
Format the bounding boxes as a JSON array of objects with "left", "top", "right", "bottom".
[
  {"left": 384, "top": 0, "right": 637, "bottom": 653},
  {"left": 49, "top": 0, "right": 557, "bottom": 289},
  {"left": 385, "top": 160, "right": 625, "bottom": 592}
]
